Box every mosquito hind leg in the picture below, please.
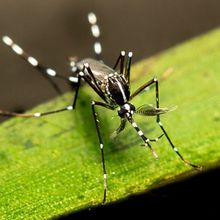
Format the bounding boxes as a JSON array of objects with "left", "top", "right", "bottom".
[
  {"left": 2, "top": 36, "right": 69, "bottom": 95},
  {"left": 88, "top": 12, "right": 102, "bottom": 60}
]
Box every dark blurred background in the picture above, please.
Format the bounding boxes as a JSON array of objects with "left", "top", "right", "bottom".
[
  {"left": 0, "top": 0, "right": 220, "bottom": 113},
  {"left": 0, "top": 0, "right": 220, "bottom": 218}
]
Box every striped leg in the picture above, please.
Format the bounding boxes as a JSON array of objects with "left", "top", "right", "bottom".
[
  {"left": 112, "top": 51, "right": 133, "bottom": 80},
  {"left": 128, "top": 118, "right": 158, "bottom": 159},
  {"left": 2, "top": 36, "right": 78, "bottom": 94},
  {"left": 0, "top": 105, "right": 74, "bottom": 118},
  {"left": 111, "top": 117, "right": 163, "bottom": 142},
  {"left": 130, "top": 77, "right": 201, "bottom": 169},
  {"left": 153, "top": 79, "right": 201, "bottom": 169},
  {"left": 91, "top": 100, "right": 115, "bottom": 204},
  {"left": 88, "top": 12, "right": 102, "bottom": 60},
  {"left": 0, "top": 73, "right": 81, "bottom": 118}
]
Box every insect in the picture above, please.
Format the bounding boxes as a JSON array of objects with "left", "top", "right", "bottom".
[{"left": 0, "top": 12, "right": 200, "bottom": 204}]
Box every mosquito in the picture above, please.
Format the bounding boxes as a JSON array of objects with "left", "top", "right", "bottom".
[{"left": 0, "top": 12, "right": 200, "bottom": 204}]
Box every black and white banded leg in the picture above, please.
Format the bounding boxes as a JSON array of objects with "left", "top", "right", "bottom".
[
  {"left": 2, "top": 36, "right": 78, "bottom": 94},
  {"left": 113, "top": 51, "right": 133, "bottom": 82},
  {"left": 91, "top": 101, "right": 115, "bottom": 204},
  {"left": 0, "top": 105, "right": 74, "bottom": 118},
  {"left": 0, "top": 72, "right": 83, "bottom": 118},
  {"left": 130, "top": 77, "right": 201, "bottom": 169},
  {"left": 128, "top": 118, "right": 158, "bottom": 158},
  {"left": 88, "top": 12, "right": 102, "bottom": 60},
  {"left": 0, "top": 70, "right": 84, "bottom": 117},
  {"left": 111, "top": 117, "right": 163, "bottom": 142},
  {"left": 153, "top": 78, "right": 201, "bottom": 168}
]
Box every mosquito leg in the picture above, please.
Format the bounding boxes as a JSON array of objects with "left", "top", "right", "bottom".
[
  {"left": 72, "top": 73, "right": 82, "bottom": 108},
  {"left": 113, "top": 51, "right": 125, "bottom": 74},
  {"left": 2, "top": 36, "right": 76, "bottom": 95},
  {"left": 130, "top": 77, "right": 200, "bottom": 169},
  {"left": 153, "top": 79, "right": 201, "bottom": 169},
  {"left": 127, "top": 117, "right": 158, "bottom": 158},
  {"left": 129, "top": 78, "right": 156, "bottom": 101},
  {"left": 91, "top": 100, "right": 114, "bottom": 204},
  {"left": 83, "top": 63, "right": 102, "bottom": 92},
  {"left": 0, "top": 105, "right": 74, "bottom": 118},
  {"left": 111, "top": 118, "right": 163, "bottom": 141},
  {"left": 124, "top": 52, "right": 133, "bottom": 84},
  {"left": 110, "top": 118, "right": 127, "bottom": 139},
  {"left": 88, "top": 12, "right": 102, "bottom": 60},
  {"left": 0, "top": 74, "right": 82, "bottom": 117},
  {"left": 149, "top": 133, "right": 164, "bottom": 142},
  {"left": 0, "top": 74, "right": 82, "bottom": 118}
]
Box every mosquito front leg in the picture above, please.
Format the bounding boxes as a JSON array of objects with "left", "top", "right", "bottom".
[
  {"left": 110, "top": 118, "right": 127, "bottom": 138},
  {"left": 91, "top": 100, "right": 114, "bottom": 204},
  {"left": 128, "top": 117, "right": 158, "bottom": 158}
]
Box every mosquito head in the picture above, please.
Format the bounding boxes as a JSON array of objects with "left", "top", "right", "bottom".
[{"left": 118, "top": 103, "right": 135, "bottom": 119}]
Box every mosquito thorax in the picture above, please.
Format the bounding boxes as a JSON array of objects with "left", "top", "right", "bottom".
[
  {"left": 106, "top": 73, "right": 130, "bottom": 106},
  {"left": 118, "top": 103, "right": 135, "bottom": 118}
]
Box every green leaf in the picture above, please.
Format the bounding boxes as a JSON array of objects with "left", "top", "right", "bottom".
[{"left": 1, "top": 28, "right": 220, "bottom": 219}]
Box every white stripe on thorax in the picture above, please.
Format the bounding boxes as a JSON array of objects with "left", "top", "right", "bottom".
[{"left": 116, "top": 80, "right": 127, "bottom": 102}]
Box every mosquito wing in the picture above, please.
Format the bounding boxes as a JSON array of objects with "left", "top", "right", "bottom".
[{"left": 136, "top": 104, "right": 177, "bottom": 116}]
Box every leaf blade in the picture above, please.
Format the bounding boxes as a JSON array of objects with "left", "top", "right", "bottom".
[{"left": 1, "top": 28, "right": 220, "bottom": 219}]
